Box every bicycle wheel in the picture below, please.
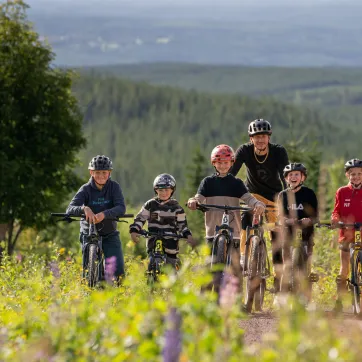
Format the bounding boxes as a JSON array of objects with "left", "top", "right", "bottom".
[
  {"left": 291, "top": 246, "right": 306, "bottom": 296},
  {"left": 211, "top": 234, "right": 228, "bottom": 267},
  {"left": 254, "top": 242, "right": 267, "bottom": 312},
  {"left": 352, "top": 251, "right": 362, "bottom": 315},
  {"left": 245, "top": 236, "right": 261, "bottom": 313},
  {"left": 87, "top": 243, "right": 99, "bottom": 287}
]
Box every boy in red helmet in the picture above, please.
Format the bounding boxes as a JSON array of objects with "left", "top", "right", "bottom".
[
  {"left": 331, "top": 158, "right": 362, "bottom": 312},
  {"left": 187, "top": 144, "right": 265, "bottom": 273}
]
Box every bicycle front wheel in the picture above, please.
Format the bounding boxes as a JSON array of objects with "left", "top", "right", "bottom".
[
  {"left": 245, "top": 236, "right": 261, "bottom": 313},
  {"left": 352, "top": 251, "right": 362, "bottom": 315},
  {"left": 87, "top": 243, "right": 100, "bottom": 288},
  {"left": 291, "top": 246, "right": 308, "bottom": 296},
  {"left": 254, "top": 242, "right": 267, "bottom": 311},
  {"left": 211, "top": 234, "right": 228, "bottom": 267}
]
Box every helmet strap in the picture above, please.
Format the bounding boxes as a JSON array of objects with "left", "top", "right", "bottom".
[{"left": 287, "top": 181, "right": 303, "bottom": 191}]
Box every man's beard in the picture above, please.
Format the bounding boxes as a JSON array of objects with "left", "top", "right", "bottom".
[{"left": 255, "top": 146, "right": 267, "bottom": 153}]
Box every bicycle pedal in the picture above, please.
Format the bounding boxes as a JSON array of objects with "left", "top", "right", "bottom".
[{"left": 308, "top": 273, "right": 319, "bottom": 283}]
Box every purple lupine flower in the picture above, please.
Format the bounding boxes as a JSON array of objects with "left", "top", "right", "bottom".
[
  {"left": 219, "top": 272, "right": 240, "bottom": 309},
  {"left": 16, "top": 253, "right": 23, "bottom": 263},
  {"left": 105, "top": 256, "right": 117, "bottom": 284},
  {"left": 163, "top": 307, "right": 182, "bottom": 362},
  {"left": 49, "top": 261, "right": 60, "bottom": 279}
]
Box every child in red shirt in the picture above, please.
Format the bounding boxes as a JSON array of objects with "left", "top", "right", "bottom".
[{"left": 331, "top": 158, "right": 362, "bottom": 312}]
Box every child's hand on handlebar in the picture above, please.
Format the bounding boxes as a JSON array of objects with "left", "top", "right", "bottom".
[
  {"left": 301, "top": 218, "right": 312, "bottom": 226},
  {"left": 131, "top": 232, "right": 140, "bottom": 243},
  {"left": 253, "top": 202, "right": 265, "bottom": 216},
  {"left": 187, "top": 198, "right": 198, "bottom": 210},
  {"left": 94, "top": 212, "right": 105, "bottom": 223},
  {"left": 83, "top": 206, "right": 96, "bottom": 224}
]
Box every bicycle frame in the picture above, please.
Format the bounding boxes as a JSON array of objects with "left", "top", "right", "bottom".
[
  {"left": 138, "top": 230, "right": 184, "bottom": 282},
  {"left": 244, "top": 216, "right": 271, "bottom": 279},
  {"left": 318, "top": 221, "right": 362, "bottom": 314},
  {"left": 50, "top": 212, "right": 133, "bottom": 287},
  {"left": 197, "top": 203, "right": 252, "bottom": 267}
]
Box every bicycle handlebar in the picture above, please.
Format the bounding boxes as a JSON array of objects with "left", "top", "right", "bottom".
[
  {"left": 50, "top": 213, "right": 134, "bottom": 223},
  {"left": 317, "top": 220, "right": 362, "bottom": 229},
  {"left": 137, "top": 229, "right": 186, "bottom": 240},
  {"left": 196, "top": 203, "right": 253, "bottom": 212}
]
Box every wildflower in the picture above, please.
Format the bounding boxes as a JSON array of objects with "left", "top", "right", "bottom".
[
  {"left": 218, "top": 272, "right": 240, "bottom": 309},
  {"left": 163, "top": 307, "right": 182, "bottom": 362},
  {"left": 105, "top": 256, "right": 117, "bottom": 284},
  {"left": 49, "top": 261, "right": 60, "bottom": 279}
]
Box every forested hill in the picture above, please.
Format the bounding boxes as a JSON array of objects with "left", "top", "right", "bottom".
[{"left": 72, "top": 74, "right": 350, "bottom": 204}]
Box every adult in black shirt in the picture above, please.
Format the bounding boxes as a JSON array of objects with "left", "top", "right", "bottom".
[{"left": 229, "top": 119, "right": 289, "bottom": 293}]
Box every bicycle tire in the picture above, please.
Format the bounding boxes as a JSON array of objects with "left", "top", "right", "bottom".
[
  {"left": 87, "top": 243, "right": 99, "bottom": 287},
  {"left": 352, "top": 251, "right": 362, "bottom": 315},
  {"left": 291, "top": 246, "right": 307, "bottom": 295},
  {"left": 211, "top": 234, "right": 228, "bottom": 267},
  {"left": 254, "top": 242, "right": 267, "bottom": 311},
  {"left": 245, "top": 236, "right": 261, "bottom": 313},
  {"left": 147, "top": 256, "right": 162, "bottom": 285}
]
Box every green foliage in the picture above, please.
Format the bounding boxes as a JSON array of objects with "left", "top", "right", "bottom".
[
  {"left": 93, "top": 64, "right": 362, "bottom": 158},
  {"left": 1, "top": 228, "right": 361, "bottom": 361},
  {"left": 181, "top": 147, "right": 209, "bottom": 244},
  {"left": 285, "top": 138, "right": 322, "bottom": 193},
  {"left": 0, "top": 1, "right": 86, "bottom": 253},
  {"left": 73, "top": 74, "right": 339, "bottom": 205}
]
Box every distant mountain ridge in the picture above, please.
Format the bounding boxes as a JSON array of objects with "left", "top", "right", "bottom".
[{"left": 26, "top": 2, "right": 362, "bottom": 66}]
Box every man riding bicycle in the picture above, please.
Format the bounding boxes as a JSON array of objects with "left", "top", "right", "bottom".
[
  {"left": 66, "top": 155, "right": 127, "bottom": 282},
  {"left": 229, "top": 119, "right": 289, "bottom": 298}
]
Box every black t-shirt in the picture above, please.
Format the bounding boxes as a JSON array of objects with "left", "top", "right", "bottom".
[
  {"left": 278, "top": 186, "right": 318, "bottom": 239},
  {"left": 197, "top": 173, "right": 248, "bottom": 198},
  {"left": 229, "top": 143, "right": 289, "bottom": 202}
]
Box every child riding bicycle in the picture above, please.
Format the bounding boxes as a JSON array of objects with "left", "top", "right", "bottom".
[
  {"left": 187, "top": 144, "right": 265, "bottom": 282},
  {"left": 277, "top": 163, "right": 319, "bottom": 302},
  {"left": 66, "top": 155, "right": 127, "bottom": 282},
  {"left": 331, "top": 158, "right": 362, "bottom": 312},
  {"left": 130, "top": 174, "right": 195, "bottom": 268}
]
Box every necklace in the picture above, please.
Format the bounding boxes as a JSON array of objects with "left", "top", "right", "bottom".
[{"left": 254, "top": 147, "right": 269, "bottom": 164}]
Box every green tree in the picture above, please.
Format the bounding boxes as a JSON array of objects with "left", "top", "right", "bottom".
[
  {"left": 0, "top": 0, "right": 86, "bottom": 255},
  {"left": 181, "top": 147, "right": 208, "bottom": 244},
  {"left": 285, "top": 138, "right": 322, "bottom": 193}
]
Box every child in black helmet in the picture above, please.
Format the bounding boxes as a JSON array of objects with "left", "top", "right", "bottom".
[
  {"left": 277, "top": 163, "right": 319, "bottom": 301},
  {"left": 66, "top": 155, "right": 127, "bottom": 281},
  {"left": 130, "top": 174, "right": 195, "bottom": 267}
]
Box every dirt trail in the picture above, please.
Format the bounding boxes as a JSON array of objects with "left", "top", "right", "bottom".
[{"left": 240, "top": 309, "right": 362, "bottom": 346}]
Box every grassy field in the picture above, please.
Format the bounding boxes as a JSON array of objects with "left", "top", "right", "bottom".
[{"left": 2, "top": 218, "right": 361, "bottom": 361}]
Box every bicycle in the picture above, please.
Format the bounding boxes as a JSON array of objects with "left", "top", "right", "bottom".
[
  {"left": 137, "top": 229, "right": 188, "bottom": 284},
  {"left": 317, "top": 221, "right": 362, "bottom": 315},
  {"left": 243, "top": 210, "right": 276, "bottom": 313},
  {"left": 196, "top": 203, "right": 252, "bottom": 269},
  {"left": 279, "top": 220, "right": 319, "bottom": 304},
  {"left": 51, "top": 213, "right": 134, "bottom": 287}
]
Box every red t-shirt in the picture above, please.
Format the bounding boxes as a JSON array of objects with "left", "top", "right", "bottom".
[{"left": 331, "top": 184, "right": 362, "bottom": 242}]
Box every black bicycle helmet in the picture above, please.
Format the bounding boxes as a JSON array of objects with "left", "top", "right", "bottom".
[
  {"left": 344, "top": 158, "right": 362, "bottom": 172},
  {"left": 283, "top": 163, "right": 307, "bottom": 178},
  {"left": 248, "top": 119, "right": 272, "bottom": 136},
  {"left": 153, "top": 174, "right": 176, "bottom": 190},
  {"left": 88, "top": 155, "right": 113, "bottom": 170}
]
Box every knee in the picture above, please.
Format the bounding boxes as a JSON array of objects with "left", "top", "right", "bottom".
[{"left": 336, "top": 274, "right": 347, "bottom": 284}]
